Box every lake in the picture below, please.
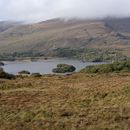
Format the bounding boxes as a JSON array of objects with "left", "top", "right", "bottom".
[{"left": 3, "top": 58, "right": 106, "bottom": 74}]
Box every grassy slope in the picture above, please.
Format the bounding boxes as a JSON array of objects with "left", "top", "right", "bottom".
[
  {"left": 1, "top": 73, "right": 130, "bottom": 130},
  {"left": 0, "top": 19, "right": 130, "bottom": 56}
]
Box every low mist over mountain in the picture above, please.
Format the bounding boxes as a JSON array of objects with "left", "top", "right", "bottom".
[
  {"left": 1, "top": 1, "right": 130, "bottom": 129},
  {"left": 0, "top": 0, "right": 130, "bottom": 61},
  {"left": 0, "top": 0, "right": 130, "bottom": 22},
  {"left": 0, "top": 21, "right": 20, "bottom": 32}
]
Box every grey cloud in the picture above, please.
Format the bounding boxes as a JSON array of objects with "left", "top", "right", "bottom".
[{"left": 0, "top": 0, "right": 130, "bottom": 22}]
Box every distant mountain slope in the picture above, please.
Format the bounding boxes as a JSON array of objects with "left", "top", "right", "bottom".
[
  {"left": 104, "top": 18, "right": 130, "bottom": 33},
  {"left": 0, "top": 18, "right": 130, "bottom": 58},
  {"left": 0, "top": 21, "right": 20, "bottom": 32}
]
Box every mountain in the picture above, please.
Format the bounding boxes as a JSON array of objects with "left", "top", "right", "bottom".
[
  {"left": 0, "top": 18, "right": 130, "bottom": 60},
  {"left": 0, "top": 21, "right": 20, "bottom": 32},
  {"left": 104, "top": 17, "right": 130, "bottom": 33}
]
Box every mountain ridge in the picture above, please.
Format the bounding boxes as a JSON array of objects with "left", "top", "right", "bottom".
[{"left": 0, "top": 18, "right": 130, "bottom": 60}]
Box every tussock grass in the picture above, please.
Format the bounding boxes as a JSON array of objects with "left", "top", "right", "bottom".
[{"left": 1, "top": 73, "right": 130, "bottom": 130}]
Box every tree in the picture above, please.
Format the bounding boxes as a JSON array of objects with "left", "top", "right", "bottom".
[
  {"left": 19, "top": 70, "right": 30, "bottom": 75},
  {"left": 0, "top": 61, "right": 4, "bottom": 66},
  {"left": 0, "top": 67, "right": 15, "bottom": 79},
  {"left": 52, "top": 64, "right": 76, "bottom": 73}
]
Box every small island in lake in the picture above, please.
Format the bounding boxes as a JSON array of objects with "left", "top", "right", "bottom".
[{"left": 52, "top": 64, "right": 76, "bottom": 73}]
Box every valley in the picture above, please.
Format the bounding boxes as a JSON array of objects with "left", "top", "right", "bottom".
[
  {"left": 1, "top": 18, "right": 130, "bottom": 130},
  {"left": 0, "top": 18, "right": 130, "bottom": 61}
]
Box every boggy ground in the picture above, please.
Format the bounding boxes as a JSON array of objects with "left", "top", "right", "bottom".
[{"left": 1, "top": 73, "right": 130, "bottom": 130}]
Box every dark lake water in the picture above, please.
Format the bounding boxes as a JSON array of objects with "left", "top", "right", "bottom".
[{"left": 3, "top": 58, "right": 106, "bottom": 74}]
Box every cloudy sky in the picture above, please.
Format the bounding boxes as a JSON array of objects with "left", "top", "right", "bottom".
[{"left": 0, "top": 0, "right": 130, "bottom": 22}]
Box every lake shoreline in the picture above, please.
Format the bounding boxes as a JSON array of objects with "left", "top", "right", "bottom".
[
  {"left": 2, "top": 58, "right": 106, "bottom": 75},
  {"left": 1, "top": 56, "right": 52, "bottom": 62},
  {"left": 2, "top": 57, "right": 87, "bottom": 64},
  {"left": 1, "top": 55, "right": 111, "bottom": 63}
]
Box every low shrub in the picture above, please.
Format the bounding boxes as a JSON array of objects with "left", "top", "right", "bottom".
[
  {"left": 80, "top": 61, "right": 130, "bottom": 73},
  {"left": 0, "top": 67, "right": 15, "bottom": 79},
  {"left": 31, "top": 73, "right": 42, "bottom": 77},
  {"left": 52, "top": 64, "right": 76, "bottom": 73},
  {"left": 0, "top": 61, "right": 4, "bottom": 66},
  {"left": 19, "top": 70, "right": 30, "bottom": 75}
]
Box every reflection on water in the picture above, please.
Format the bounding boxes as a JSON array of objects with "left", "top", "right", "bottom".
[{"left": 3, "top": 58, "right": 106, "bottom": 74}]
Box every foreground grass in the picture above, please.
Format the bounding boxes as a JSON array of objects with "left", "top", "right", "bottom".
[{"left": 1, "top": 73, "right": 130, "bottom": 130}]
